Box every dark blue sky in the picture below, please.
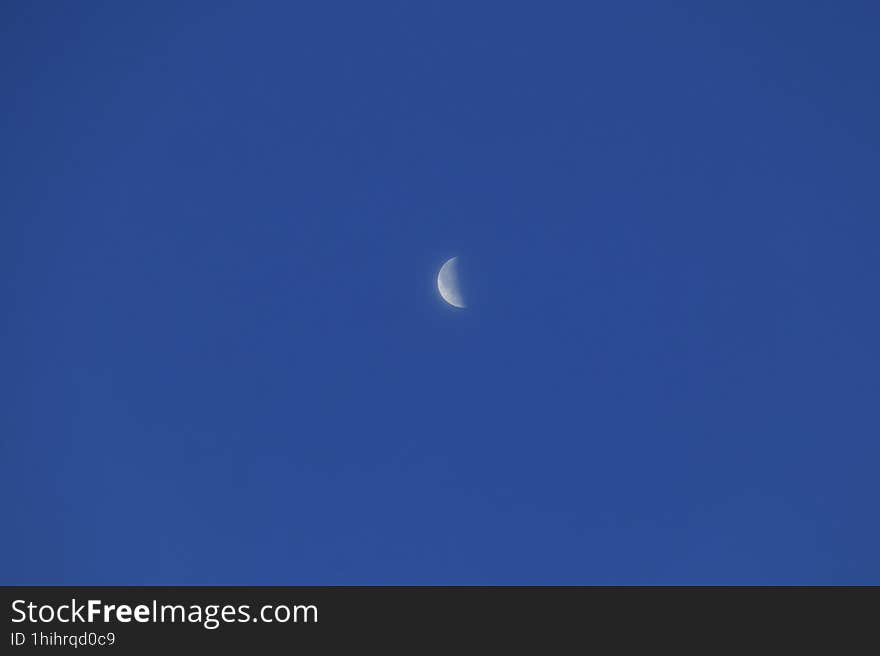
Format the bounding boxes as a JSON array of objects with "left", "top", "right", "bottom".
[{"left": 3, "top": 2, "right": 879, "bottom": 584}]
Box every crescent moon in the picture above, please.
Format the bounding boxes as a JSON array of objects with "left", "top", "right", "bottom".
[{"left": 437, "top": 257, "right": 466, "bottom": 308}]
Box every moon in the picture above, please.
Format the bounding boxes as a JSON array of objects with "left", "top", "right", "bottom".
[{"left": 437, "top": 257, "right": 466, "bottom": 308}]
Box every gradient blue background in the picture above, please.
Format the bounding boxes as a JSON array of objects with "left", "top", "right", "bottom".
[{"left": 2, "top": 2, "right": 879, "bottom": 584}]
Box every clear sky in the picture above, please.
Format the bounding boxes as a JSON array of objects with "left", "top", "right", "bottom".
[{"left": 2, "top": 2, "right": 879, "bottom": 584}]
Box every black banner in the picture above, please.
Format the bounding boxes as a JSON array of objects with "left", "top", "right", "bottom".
[{"left": 0, "top": 586, "right": 870, "bottom": 651}]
